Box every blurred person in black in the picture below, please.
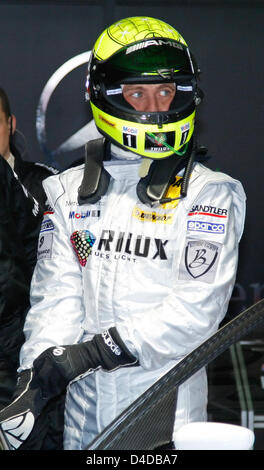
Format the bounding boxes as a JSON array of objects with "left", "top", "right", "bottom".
[
  {"left": 0, "top": 88, "right": 64, "bottom": 449},
  {"left": 0, "top": 156, "right": 41, "bottom": 409},
  {"left": 0, "top": 87, "right": 58, "bottom": 209}
]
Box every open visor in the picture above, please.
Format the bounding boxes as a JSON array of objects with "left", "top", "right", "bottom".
[
  {"left": 100, "top": 75, "right": 197, "bottom": 122},
  {"left": 94, "top": 38, "right": 196, "bottom": 85}
]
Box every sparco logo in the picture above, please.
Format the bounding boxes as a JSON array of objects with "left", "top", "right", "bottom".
[
  {"left": 97, "top": 230, "right": 168, "bottom": 260},
  {"left": 126, "top": 39, "right": 183, "bottom": 54},
  {"left": 187, "top": 221, "right": 225, "bottom": 234},
  {"left": 102, "top": 331, "right": 121, "bottom": 356},
  {"left": 52, "top": 347, "right": 65, "bottom": 356}
]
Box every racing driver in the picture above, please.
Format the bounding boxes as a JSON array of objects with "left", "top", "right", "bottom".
[{"left": 0, "top": 16, "right": 246, "bottom": 450}]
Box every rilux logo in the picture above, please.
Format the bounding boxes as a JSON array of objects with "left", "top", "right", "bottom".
[{"left": 97, "top": 230, "right": 169, "bottom": 260}]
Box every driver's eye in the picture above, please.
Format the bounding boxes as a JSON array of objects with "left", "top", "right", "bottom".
[
  {"left": 131, "top": 91, "right": 142, "bottom": 98},
  {"left": 160, "top": 89, "right": 174, "bottom": 97}
]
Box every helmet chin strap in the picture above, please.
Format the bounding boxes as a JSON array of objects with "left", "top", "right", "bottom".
[{"left": 78, "top": 137, "right": 209, "bottom": 206}]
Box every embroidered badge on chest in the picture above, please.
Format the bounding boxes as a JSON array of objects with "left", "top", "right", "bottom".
[{"left": 70, "top": 230, "right": 96, "bottom": 266}]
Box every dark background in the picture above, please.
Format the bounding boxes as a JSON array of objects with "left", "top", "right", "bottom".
[{"left": 1, "top": 0, "right": 264, "bottom": 447}]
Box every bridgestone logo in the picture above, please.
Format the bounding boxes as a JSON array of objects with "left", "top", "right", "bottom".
[
  {"left": 126, "top": 39, "right": 183, "bottom": 54},
  {"left": 102, "top": 331, "right": 121, "bottom": 356}
]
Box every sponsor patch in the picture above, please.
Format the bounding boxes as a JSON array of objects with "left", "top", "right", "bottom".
[
  {"left": 97, "top": 230, "right": 168, "bottom": 260},
  {"left": 180, "top": 122, "right": 190, "bottom": 145},
  {"left": 179, "top": 239, "right": 222, "bottom": 283},
  {"left": 65, "top": 200, "right": 78, "bottom": 206},
  {"left": 40, "top": 218, "right": 54, "bottom": 232},
  {"left": 132, "top": 207, "right": 173, "bottom": 224},
  {"left": 99, "top": 114, "right": 116, "bottom": 128},
  {"left": 123, "top": 126, "right": 138, "bottom": 135},
  {"left": 106, "top": 88, "right": 122, "bottom": 96},
  {"left": 188, "top": 204, "right": 228, "bottom": 218},
  {"left": 187, "top": 220, "right": 225, "bottom": 234},
  {"left": 70, "top": 230, "right": 96, "bottom": 267},
  {"left": 37, "top": 233, "right": 53, "bottom": 260},
  {"left": 177, "top": 86, "right": 193, "bottom": 92},
  {"left": 123, "top": 126, "right": 138, "bottom": 149},
  {"left": 145, "top": 131, "right": 175, "bottom": 153},
  {"left": 69, "top": 210, "right": 100, "bottom": 219}
]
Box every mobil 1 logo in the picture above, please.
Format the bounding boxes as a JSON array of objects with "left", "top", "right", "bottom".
[
  {"left": 179, "top": 239, "right": 222, "bottom": 283},
  {"left": 123, "top": 126, "right": 137, "bottom": 149}
]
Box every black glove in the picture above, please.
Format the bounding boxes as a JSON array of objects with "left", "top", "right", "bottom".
[
  {"left": 33, "top": 326, "right": 138, "bottom": 397},
  {"left": 0, "top": 368, "right": 48, "bottom": 449},
  {"left": 0, "top": 327, "right": 138, "bottom": 449}
]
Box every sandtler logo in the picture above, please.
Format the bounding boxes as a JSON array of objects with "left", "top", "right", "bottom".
[{"left": 188, "top": 204, "right": 228, "bottom": 218}]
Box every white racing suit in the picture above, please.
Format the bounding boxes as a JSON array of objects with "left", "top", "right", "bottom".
[{"left": 19, "top": 156, "right": 246, "bottom": 449}]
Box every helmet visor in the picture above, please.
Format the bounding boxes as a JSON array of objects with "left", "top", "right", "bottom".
[
  {"left": 102, "top": 76, "right": 196, "bottom": 120},
  {"left": 97, "top": 38, "right": 195, "bottom": 85}
]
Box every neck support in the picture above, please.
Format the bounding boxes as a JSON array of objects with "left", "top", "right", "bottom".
[{"left": 78, "top": 137, "right": 209, "bottom": 206}]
